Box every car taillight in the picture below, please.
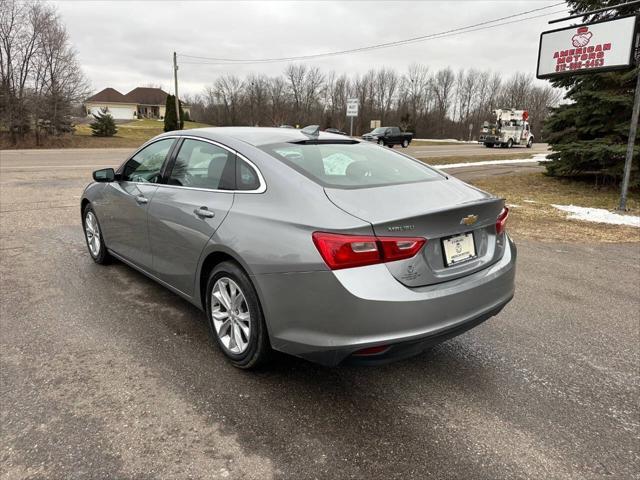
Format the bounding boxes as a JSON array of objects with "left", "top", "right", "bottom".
[
  {"left": 496, "top": 207, "right": 509, "bottom": 235},
  {"left": 312, "top": 232, "right": 426, "bottom": 270}
]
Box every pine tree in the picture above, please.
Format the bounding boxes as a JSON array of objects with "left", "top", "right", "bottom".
[
  {"left": 543, "top": 1, "right": 639, "bottom": 185},
  {"left": 164, "top": 95, "right": 184, "bottom": 131},
  {"left": 89, "top": 108, "right": 117, "bottom": 137}
]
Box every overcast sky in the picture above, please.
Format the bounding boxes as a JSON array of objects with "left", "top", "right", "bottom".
[{"left": 52, "top": 0, "right": 569, "bottom": 97}]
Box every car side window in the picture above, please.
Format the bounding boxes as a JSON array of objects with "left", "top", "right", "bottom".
[
  {"left": 121, "top": 139, "right": 174, "bottom": 183},
  {"left": 168, "top": 139, "right": 236, "bottom": 190},
  {"left": 236, "top": 159, "right": 260, "bottom": 191}
]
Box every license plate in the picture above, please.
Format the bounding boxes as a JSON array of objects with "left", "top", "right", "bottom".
[{"left": 442, "top": 232, "right": 476, "bottom": 266}]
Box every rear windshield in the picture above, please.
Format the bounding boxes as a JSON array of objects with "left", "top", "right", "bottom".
[{"left": 260, "top": 142, "right": 442, "bottom": 189}]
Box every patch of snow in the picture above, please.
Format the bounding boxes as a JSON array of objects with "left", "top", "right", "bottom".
[
  {"left": 551, "top": 204, "right": 640, "bottom": 228},
  {"left": 523, "top": 200, "right": 538, "bottom": 204},
  {"left": 438, "top": 153, "right": 550, "bottom": 169},
  {"left": 507, "top": 204, "right": 521, "bottom": 208}
]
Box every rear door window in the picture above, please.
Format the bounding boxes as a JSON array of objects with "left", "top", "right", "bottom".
[{"left": 168, "top": 139, "right": 236, "bottom": 190}]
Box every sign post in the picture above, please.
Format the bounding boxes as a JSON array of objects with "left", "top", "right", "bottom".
[
  {"left": 346, "top": 98, "right": 358, "bottom": 136},
  {"left": 537, "top": 15, "right": 639, "bottom": 210}
]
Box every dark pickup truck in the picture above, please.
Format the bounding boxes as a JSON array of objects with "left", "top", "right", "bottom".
[{"left": 362, "top": 126, "right": 413, "bottom": 148}]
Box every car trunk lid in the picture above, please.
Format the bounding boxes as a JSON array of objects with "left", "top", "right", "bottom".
[{"left": 324, "top": 177, "right": 507, "bottom": 287}]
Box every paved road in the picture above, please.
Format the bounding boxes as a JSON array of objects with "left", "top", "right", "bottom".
[
  {"left": 1, "top": 150, "right": 638, "bottom": 479},
  {"left": 0, "top": 142, "right": 549, "bottom": 170},
  {"left": 0, "top": 146, "right": 546, "bottom": 183},
  {"left": 405, "top": 142, "right": 549, "bottom": 158}
]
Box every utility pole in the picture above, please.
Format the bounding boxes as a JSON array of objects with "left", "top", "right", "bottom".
[
  {"left": 618, "top": 37, "right": 640, "bottom": 211},
  {"left": 173, "top": 52, "right": 181, "bottom": 129}
]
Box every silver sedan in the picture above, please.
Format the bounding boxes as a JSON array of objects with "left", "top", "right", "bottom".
[{"left": 81, "top": 126, "right": 516, "bottom": 368}]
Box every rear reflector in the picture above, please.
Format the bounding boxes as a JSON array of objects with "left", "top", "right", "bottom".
[
  {"left": 496, "top": 207, "right": 509, "bottom": 235},
  {"left": 352, "top": 345, "right": 390, "bottom": 356},
  {"left": 312, "top": 232, "right": 426, "bottom": 270}
]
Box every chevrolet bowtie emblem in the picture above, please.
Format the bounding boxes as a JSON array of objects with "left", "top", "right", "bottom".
[{"left": 461, "top": 214, "right": 478, "bottom": 226}]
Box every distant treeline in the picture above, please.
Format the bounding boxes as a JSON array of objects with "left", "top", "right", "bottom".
[{"left": 185, "top": 64, "right": 562, "bottom": 139}]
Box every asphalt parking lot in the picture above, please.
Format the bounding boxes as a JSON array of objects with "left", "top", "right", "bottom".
[{"left": 1, "top": 148, "right": 638, "bottom": 479}]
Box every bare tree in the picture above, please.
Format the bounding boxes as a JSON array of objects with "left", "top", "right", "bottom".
[
  {"left": 374, "top": 68, "right": 398, "bottom": 124},
  {"left": 285, "top": 64, "right": 306, "bottom": 123},
  {"left": 267, "top": 76, "right": 288, "bottom": 126},
  {"left": 213, "top": 75, "right": 244, "bottom": 125},
  {"left": 0, "top": 0, "right": 88, "bottom": 144},
  {"left": 246, "top": 74, "right": 268, "bottom": 126},
  {"left": 432, "top": 67, "right": 455, "bottom": 136}
]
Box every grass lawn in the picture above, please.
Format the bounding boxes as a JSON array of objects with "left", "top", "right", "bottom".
[
  {"left": 1, "top": 119, "right": 212, "bottom": 149},
  {"left": 73, "top": 119, "right": 211, "bottom": 148},
  {"left": 471, "top": 172, "right": 640, "bottom": 243}
]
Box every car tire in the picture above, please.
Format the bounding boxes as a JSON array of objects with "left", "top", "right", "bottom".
[
  {"left": 485, "top": 143, "right": 494, "bottom": 148},
  {"left": 527, "top": 138, "right": 533, "bottom": 148},
  {"left": 377, "top": 139, "right": 385, "bottom": 146},
  {"left": 83, "top": 204, "right": 111, "bottom": 265},
  {"left": 507, "top": 138, "right": 513, "bottom": 148},
  {"left": 387, "top": 143, "right": 394, "bottom": 148},
  {"left": 401, "top": 139, "right": 409, "bottom": 148},
  {"left": 205, "top": 261, "right": 271, "bottom": 369}
]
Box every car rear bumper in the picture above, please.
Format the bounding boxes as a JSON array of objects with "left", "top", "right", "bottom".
[{"left": 252, "top": 236, "right": 516, "bottom": 366}]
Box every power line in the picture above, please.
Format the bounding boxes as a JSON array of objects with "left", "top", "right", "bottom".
[{"left": 177, "top": 2, "right": 566, "bottom": 65}]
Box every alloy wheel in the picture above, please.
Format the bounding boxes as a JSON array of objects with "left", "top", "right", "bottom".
[
  {"left": 84, "top": 211, "right": 101, "bottom": 257},
  {"left": 211, "top": 277, "right": 251, "bottom": 354}
]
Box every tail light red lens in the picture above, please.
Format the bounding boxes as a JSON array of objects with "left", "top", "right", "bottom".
[
  {"left": 496, "top": 207, "right": 509, "bottom": 235},
  {"left": 312, "top": 232, "right": 426, "bottom": 270},
  {"left": 352, "top": 345, "right": 391, "bottom": 356}
]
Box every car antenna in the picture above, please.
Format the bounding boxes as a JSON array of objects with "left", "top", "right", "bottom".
[{"left": 301, "top": 125, "right": 320, "bottom": 138}]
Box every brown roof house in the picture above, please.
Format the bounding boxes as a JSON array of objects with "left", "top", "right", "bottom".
[{"left": 84, "top": 87, "right": 190, "bottom": 120}]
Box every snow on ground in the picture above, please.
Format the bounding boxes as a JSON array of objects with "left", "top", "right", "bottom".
[
  {"left": 551, "top": 204, "right": 640, "bottom": 228},
  {"left": 439, "top": 153, "right": 550, "bottom": 169}
]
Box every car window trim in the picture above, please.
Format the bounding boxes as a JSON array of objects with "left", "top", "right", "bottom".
[{"left": 159, "top": 135, "right": 267, "bottom": 194}]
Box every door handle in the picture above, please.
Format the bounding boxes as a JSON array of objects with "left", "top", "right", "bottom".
[
  {"left": 194, "top": 207, "right": 215, "bottom": 218},
  {"left": 135, "top": 195, "right": 148, "bottom": 205}
]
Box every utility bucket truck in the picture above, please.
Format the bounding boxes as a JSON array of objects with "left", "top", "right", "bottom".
[{"left": 479, "top": 109, "right": 534, "bottom": 148}]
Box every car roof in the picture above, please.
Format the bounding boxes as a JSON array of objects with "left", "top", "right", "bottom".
[{"left": 169, "top": 127, "right": 354, "bottom": 147}]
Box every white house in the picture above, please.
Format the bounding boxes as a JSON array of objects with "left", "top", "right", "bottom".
[{"left": 84, "top": 87, "right": 190, "bottom": 120}]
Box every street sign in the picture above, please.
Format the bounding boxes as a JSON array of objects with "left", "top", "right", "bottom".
[
  {"left": 346, "top": 99, "right": 359, "bottom": 117},
  {"left": 537, "top": 15, "right": 638, "bottom": 79}
]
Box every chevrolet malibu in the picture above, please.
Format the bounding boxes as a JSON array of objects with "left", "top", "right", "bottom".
[{"left": 81, "top": 126, "right": 516, "bottom": 368}]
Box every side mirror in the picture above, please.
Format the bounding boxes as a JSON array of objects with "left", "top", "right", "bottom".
[{"left": 93, "top": 168, "right": 115, "bottom": 182}]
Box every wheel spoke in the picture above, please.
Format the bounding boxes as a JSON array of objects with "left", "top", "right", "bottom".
[
  {"left": 213, "top": 290, "right": 230, "bottom": 310},
  {"left": 233, "top": 323, "right": 245, "bottom": 348},
  {"left": 219, "top": 281, "right": 232, "bottom": 309},
  {"left": 212, "top": 309, "right": 229, "bottom": 321},
  {"left": 236, "top": 319, "right": 250, "bottom": 339},
  {"left": 218, "top": 318, "right": 231, "bottom": 337},
  {"left": 229, "top": 282, "right": 238, "bottom": 306}
]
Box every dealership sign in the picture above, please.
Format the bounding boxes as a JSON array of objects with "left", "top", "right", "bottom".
[{"left": 537, "top": 15, "right": 638, "bottom": 79}]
